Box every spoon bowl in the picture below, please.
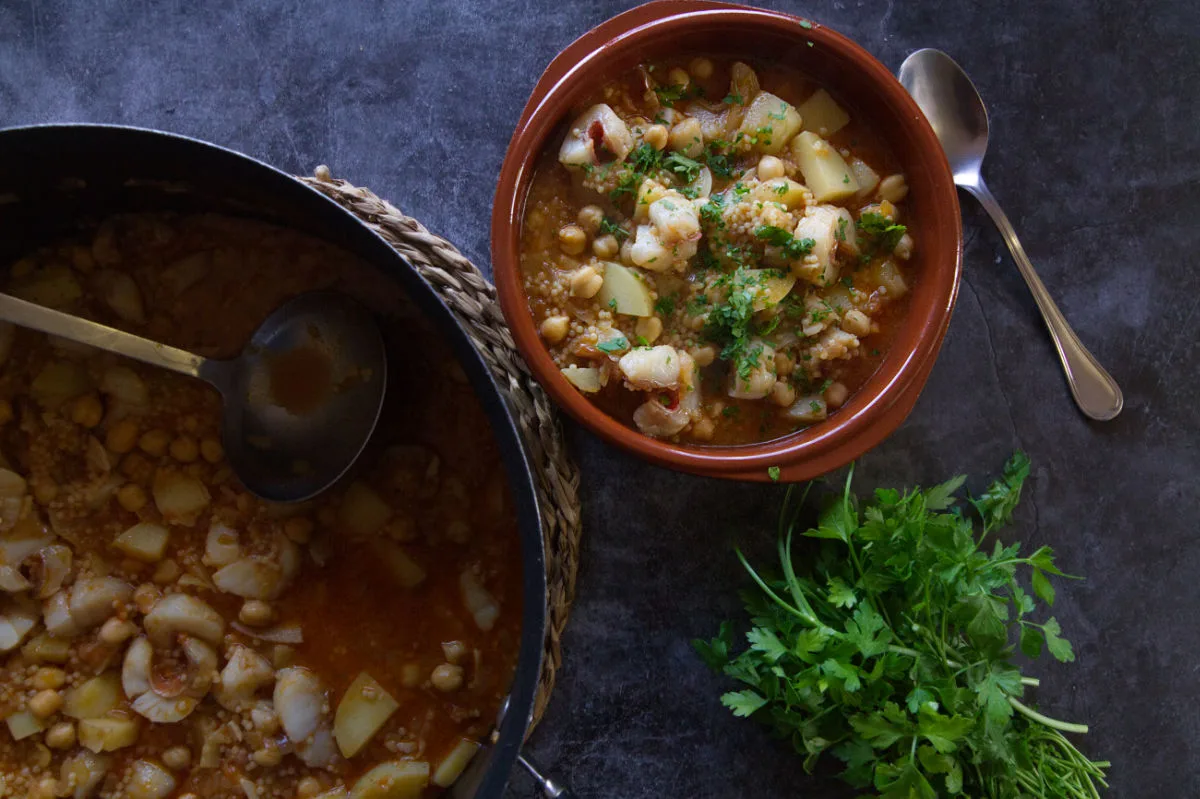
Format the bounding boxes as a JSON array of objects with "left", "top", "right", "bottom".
[
  {"left": 0, "top": 290, "right": 386, "bottom": 501},
  {"left": 899, "top": 48, "right": 1123, "bottom": 421}
]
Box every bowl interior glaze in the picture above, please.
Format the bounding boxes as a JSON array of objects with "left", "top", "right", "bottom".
[{"left": 492, "top": 0, "right": 962, "bottom": 482}]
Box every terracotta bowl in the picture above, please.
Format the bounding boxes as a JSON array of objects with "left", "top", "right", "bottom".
[{"left": 492, "top": 0, "right": 962, "bottom": 482}]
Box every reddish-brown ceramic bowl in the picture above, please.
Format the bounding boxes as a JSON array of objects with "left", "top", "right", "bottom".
[{"left": 492, "top": 0, "right": 962, "bottom": 482}]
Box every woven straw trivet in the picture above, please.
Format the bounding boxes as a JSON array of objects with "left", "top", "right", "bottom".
[{"left": 299, "top": 167, "right": 581, "bottom": 732}]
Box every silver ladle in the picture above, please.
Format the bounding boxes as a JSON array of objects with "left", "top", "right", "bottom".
[
  {"left": 0, "top": 290, "right": 386, "bottom": 502},
  {"left": 899, "top": 48, "right": 1123, "bottom": 421}
]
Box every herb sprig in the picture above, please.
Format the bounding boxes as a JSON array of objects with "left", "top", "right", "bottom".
[{"left": 696, "top": 454, "right": 1109, "bottom": 799}]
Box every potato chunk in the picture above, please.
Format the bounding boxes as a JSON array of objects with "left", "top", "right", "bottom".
[
  {"left": 351, "top": 762, "right": 430, "bottom": 799},
  {"left": 113, "top": 523, "right": 169, "bottom": 562},
  {"left": 64, "top": 673, "right": 123, "bottom": 719},
  {"left": 78, "top": 716, "right": 141, "bottom": 753},
  {"left": 340, "top": 482, "right": 393, "bottom": 537},
  {"left": 596, "top": 262, "right": 654, "bottom": 317},
  {"left": 792, "top": 131, "right": 859, "bottom": 202},
  {"left": 739, "top": 91, "right": 803, "bottom": 154},
  {"left": 334, "top": 672, "right": 400, "bottom": 758},
  {"left": 797, "top": 88, "right": 851, "bottom": 136}
]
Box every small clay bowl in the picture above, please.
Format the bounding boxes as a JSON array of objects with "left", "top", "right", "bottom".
[{"left": 492, "top": 0, "right": 962, "bottom": 482}]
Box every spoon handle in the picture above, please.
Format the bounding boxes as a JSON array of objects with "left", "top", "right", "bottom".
[
  {"left": 0, "top": 292, "right": 216, "bottom": 381},
  {"left": 961, "top": 179, "right": 1123, "bottom": 421}
]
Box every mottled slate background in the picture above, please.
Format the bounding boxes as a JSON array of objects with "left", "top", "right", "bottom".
[{"left": 2, "top": 0, "right": 1197, "bottom": 796}]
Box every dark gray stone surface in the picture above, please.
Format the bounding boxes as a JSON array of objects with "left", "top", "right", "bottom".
[{"left": 2, "top": 0, "right": 1197, "bottom": 796}]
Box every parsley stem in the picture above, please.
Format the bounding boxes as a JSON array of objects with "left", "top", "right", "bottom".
[
  {"left": 886, "top": 646, "right": 1041, "bottom": 687},
  {"left": 1007, "top": 696, "right": 1089, "bottom": 734}
]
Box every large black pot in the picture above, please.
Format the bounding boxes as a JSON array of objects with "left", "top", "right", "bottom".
[{"left": 0, "top": 124, "right": 547, "bottom": 798}]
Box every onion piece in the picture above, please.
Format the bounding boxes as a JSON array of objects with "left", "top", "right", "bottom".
[{"left": 231, "top": 621, "right": 303, "bottom": 644}]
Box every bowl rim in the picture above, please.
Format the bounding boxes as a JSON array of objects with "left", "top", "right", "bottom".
[
  {"left": 0, "top": 121, "right": 546, "bottom": 798},
  {"left": 492, "top": 0, "right": 962, "bottom": 481}
]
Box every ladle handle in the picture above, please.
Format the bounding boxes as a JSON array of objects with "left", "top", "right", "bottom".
[
  {"left": 961, "top": 179, "right": 1124, "bottom": 421},
  {"left": 0, "top": 292, "right": 219, "bottom": 382}
]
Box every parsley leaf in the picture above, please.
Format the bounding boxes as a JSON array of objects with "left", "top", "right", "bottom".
[
  {"left": 663, "top": 152, "right": 703, "bottom": 184},
  {"left": 696, "top": 455, "right": 1108, "bottom": 799},
  {"left": 599, "top": 216, "right": 628, "bottom": 242},
  {"left": 754, "top": 224, "right": 816, "bottom": 260},
  {"left": 596, "top": 336, "right": 628, "bottom": 354},
  {"left": 857, "top": 211, "right": 908, "bottom": 254},
  {"left": 768, "top": 466, "right": 781, "bottom": 482}
]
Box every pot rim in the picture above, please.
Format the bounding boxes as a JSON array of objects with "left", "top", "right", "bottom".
[
  {"left": 491, "top": 0, "right": 963, "bottom": 482},
  {"left": 0, "top": 121, "right": 546, "bottom": 798}
]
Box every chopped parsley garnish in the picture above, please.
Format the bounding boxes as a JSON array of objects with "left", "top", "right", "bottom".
[
  {"left": 798, "top": 18, "right": 813, "bottom": 28},
  {"left": 699, "top": 196, "right": 726, "bottom": 226},
  {"left": 596, "top": 336, "right": 628, "bottom": 354},
  {"left": 654, "top": 83, "right": 689, "bottom": 105},
  {"left": 773, "top": 183, "right": 789, "bottom": 197},
  {"left": 663, "top": 152, "right": 703, "bottom": 184},
  {"left": 607, "top": 298, "right": 617, "bottom": 310},
  {"left": 654, "top": 294, "right": 678, "bottom": 316},
  {"left": 840, "top": 276, "right": 854, "bottom": 288},
  {"left": 767, "top": 466, "right": 781, "bottom": 482},
  {"left": 768, "top": 103, "right": 789, "bottom": 122},
  {"left": 722, "top": 405, "right": 741, "bottom": 418},
  {"left": 722, "top": 93, "right": 744, "bottom": 105},
  {"left": 835, "top": 216, "right": 848, "bottom": 242},
  {"left": 635, "top": 335, "right": 650, "bottom": 347},
  {"left": 754, "top": 225, "right": 816, "bottom": 260},
  {"left": 599, "top": 216, "right": 628, "bottom": 242},
  {"left": 857, "top": 211, "right": 907, "bottom": 254}
]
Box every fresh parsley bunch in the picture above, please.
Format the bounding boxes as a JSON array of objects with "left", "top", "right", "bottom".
[{"left": 696, "top": 454, "right": 1109, "bottom": 798}]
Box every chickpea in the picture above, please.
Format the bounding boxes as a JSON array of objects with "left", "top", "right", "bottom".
[
  {"left": 200, "top": 438, "right": 224, "bottom": 464},
  {"left": 774, "top": 351, "right": 795, "bottom": 378},
  {"left": 442, "top": 640, "right": 468, "bottom": 664},
  {"left": 667, "top": 67, "right": 691, "bottom": 89},
  {"left": 283, "top": 517, "right": 314, "bottom": 544},
  {"left": 44, "top": 721, "right": 75, "bottom": 749},
  {"left": 118, "top": 451, "right": 154, "bottom": 483},
  {"left": 31, "top": 777, "right": 58, "bottom": 799},
  {"left": 0, "top": 399, "right": 12, "bottom": 426},
  {"left": 252, "top": 744, "right": 283, "bottom": 767},
  {"left": 105, "top": 419, "right": 140, "bottom": 454},
  {"left": 841, "top": 309, "right": 872, "bottom": 337},
  {"left": 772, "top": 380, "right": 797, "bottom": 408},
  {"left": 151, "top": 559, "right": 181, "bottom": 585},
  {"left": 32, "top": 667, "right": 67, "bottom": 691},
  {"left": 689, "top": 57, "right": 714, "bottom": 80},
  {"left": 98, "top": 618, "right": 136, "bottom": 645},
  {"left": 690, "top": 346, "right": 716, "bottom": 367},
  {"left": 824, "top": 381, "right": 850, "bottom": 409},
  {"left": 757, "top": 155, "right": 786, "bottom": 181},
  {"left": 116, "top": 483, "right": 148, "bottom": 513},
  {"left": 430, "top": 663, "right": 464, "bottom": 693},
  {"left": 691, "top": 417, "right": 715, "bottom": 441},
  {"left": 401, "top": 663, "right": 422, "bottom": 688},
  {"left": 539, "top": 315, "right": 570, "bottom": 344},
  {"left": 296, "top": 777, "right": 324, "bottom": 798},
  {"left": 635, "top": 316, "right": 663, "bottom": 344},
  {"left": 592, "top": 233, "right": 619, "bottom": 259},
  {"left": 569, "top": 266, "right": 604, "bottom": 299},
  {"left": 557, "top": 224, "right": 588, "bottom": 256},
  {"left": 618, "top": 237, "right": 635, "bottom": 266},
  {"left": 162, "top": 745, "right": 192, "bottom": 771},
  {"left": 643, "top": 123, "right": 669, "bottom": 151},
  {"left": 668, "top": 118, "right": 704, "bottom": 157},
  {"left": 137, "top": 429, "right": 170, "bottom": 457},
  {"left": 32, "top": 480, "right": 58, "bottom": 505},
  {"left": 239, "top": 600, "right": 274, "bottom": 627},
  {"left": 70, "top": 394, "right": 104, "bottom": 429},
  {"left": 28, "top": 688, "right": 63, "bottom": 718},
  {"left": 133, "top": 583, "right": 162, "bottom": 615},
  {"left": 878, "top": 174, "right": 909, "bottom": 203},
  {"left": 576, "top": 205, "right": 604, "bottom": 235},
  {"left": 170, "top": 435, "right": 199, "bottom": 464}
]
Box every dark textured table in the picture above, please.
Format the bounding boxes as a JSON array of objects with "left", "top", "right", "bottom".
[{"left": 2, "top": 1, "right": 1196, "bottom": 796}]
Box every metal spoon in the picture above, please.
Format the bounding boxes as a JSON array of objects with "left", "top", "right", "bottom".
[
  {"left": 898, "top": 48, "right": 1123, "bottom": 421},
  {"left": 0, "top": 290, "right": 386, "bottom": 502}
]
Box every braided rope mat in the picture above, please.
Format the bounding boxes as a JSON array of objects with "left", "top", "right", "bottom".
[{"left": 299, "top": 167, "right": 581, "bottom": 731}]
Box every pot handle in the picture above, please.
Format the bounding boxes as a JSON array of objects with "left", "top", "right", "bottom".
[{"left": 518, "top": 752, "right": 577, "bottom": 798}]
